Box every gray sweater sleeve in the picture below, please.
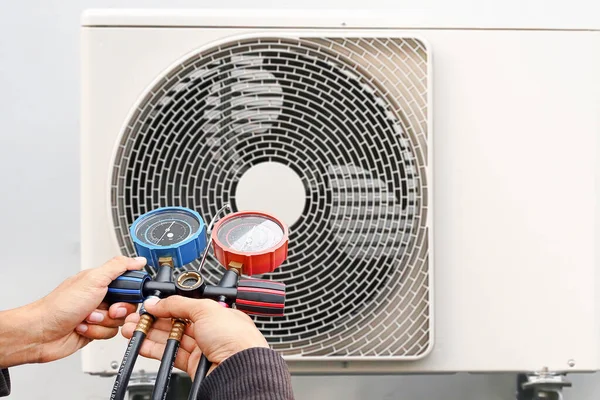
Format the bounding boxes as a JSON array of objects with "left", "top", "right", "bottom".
[
  {"left": 0, "top": 369, "right": 10, "bottom": 397},
  {"left": 199, "top": 347, "right": 294, "bottom": 400}
]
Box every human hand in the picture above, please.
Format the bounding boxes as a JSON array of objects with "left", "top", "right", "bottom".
[
  {"left": 0, "top": 256, "right": 146, "bottom": 368},
  {"left": 121, "top": 296, "right": 269, "bottom": 377}
]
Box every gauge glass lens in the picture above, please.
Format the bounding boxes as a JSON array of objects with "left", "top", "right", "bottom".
[
  {"left": 216, "top": 215, "right": 284, "bottom": 253},
  {"left": 134, "top": 209, "right": 201, "bottom": 247}
]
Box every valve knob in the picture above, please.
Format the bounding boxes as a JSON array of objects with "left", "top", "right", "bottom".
[
  {"left": 235, "top": 279, "right": 285, "bottom": 317},
  {"left": 105, "top": 270, "right": 150, "bottom": 304}
]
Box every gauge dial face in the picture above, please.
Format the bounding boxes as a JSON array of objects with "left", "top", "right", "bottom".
[
  {"left": 134, "top": 209, "right": 201, "bottom": 247},
  {"left": 216, "top": 214, "right": 284, "bottom": 253}
]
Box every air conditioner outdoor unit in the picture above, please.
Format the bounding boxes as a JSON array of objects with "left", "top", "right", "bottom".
[{"left": 80, "top": 8, "right": 600, "bottom": 378}]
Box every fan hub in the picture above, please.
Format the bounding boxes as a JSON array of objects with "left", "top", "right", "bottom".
[{"left": 235, "top": 161, "right": 306, "bottom": 228}]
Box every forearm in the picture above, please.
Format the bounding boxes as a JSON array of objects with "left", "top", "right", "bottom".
[
  {"left": 0, "top": 304, "right": 42, "bottom": 368},
  {"left": 199, "top": 347, "right": 294, "bottom": 400}
]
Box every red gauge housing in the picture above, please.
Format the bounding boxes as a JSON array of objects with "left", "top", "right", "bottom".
[{"left": 211, "top": 210, "right": 289, "bottom": 276}]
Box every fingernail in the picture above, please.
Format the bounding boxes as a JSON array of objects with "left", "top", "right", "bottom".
[
  {"left": 144, "top": 298, "right": 159, "bottom": 307},
  {"left": 114, "top": 307, "right": 128, "bottom": 318},
  {"left": 76, "top": 324, "right": 88, "bottom": 333},
  {"left": 134, "top": 257, "right": 147, "bottom": 264},
  {"left": 88, "top": 311, "right": 104, "bottom": 322}
]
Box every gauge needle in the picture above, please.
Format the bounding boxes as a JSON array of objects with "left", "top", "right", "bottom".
[{"left": 157, "top": 221, "right": 176, "bottom": 243}]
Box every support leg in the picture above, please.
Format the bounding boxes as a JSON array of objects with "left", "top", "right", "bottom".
[{"left": 516, "top": 369, "right": 571, "bottom": 400}]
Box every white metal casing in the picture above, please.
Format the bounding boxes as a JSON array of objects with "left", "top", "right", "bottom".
[{"left": 80, "top": 8, "right": 600, "bottom": 375}]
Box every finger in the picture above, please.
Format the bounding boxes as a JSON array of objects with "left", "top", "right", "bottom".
[
  {"left": 122, "top": 316, "right": 176, "bottom": 334},
  {"left": 136, "top": 316, "right": 195, "bottom": 337},
  {"left": 207, "top": 363, "right": 218, "bottom": 376},
  {"left": 124, "top": 313, "right": 194, "bottom": 338},
  {"left": 108, "top": 302, "right": 138, "bottom": 319},
  {"left": 122, "top": 317, "right": 197, "bottom": 353},
  {"left": 144, "top": 296, "right": 221, "bottom": 322},
  {"left": 138, "top": 337, "right": 198, "bottom": 375},
  {"left": 148, "top": 317, "right": 196, "bottom": 338},
  {"left": 84, "top": 309, "right": 128, "bottom": 328},
  {"left": 76, "top": 323, "right": 119, "bottom": 340},
  {"left": 121, "top": 320, "right": 198, "bottom": 352},
  {"left": 88, "top": 256, "right": 147, "bottom": 287},
  {"left": 125, "top": 312, "right": 140, "bottom": 325},
  {"left": 121, "top": 315, "right": 171, "bottom": 338},
  {"left": 121, "top": 317, "right": 174, "bottom": 338},
  {"left": 120, "top": 321, "right": 200, "bottom": 376},
  {"left": 147, "top": 324, "right": 198, "bottom": 354},
  {"left": 121, "top": 322, "right": 137, "bottom": 339}
]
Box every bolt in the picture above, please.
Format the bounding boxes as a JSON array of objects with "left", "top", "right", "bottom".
[
  {"left": 568, "top": 359, "right": 575, "bottom": 367},
  {"left": 110, "top": 361, "right": 118, "bottom": 370}
]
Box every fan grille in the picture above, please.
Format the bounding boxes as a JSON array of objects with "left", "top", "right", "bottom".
[{"left": 112, "top": 37, "right": 430, "bottom": 358}]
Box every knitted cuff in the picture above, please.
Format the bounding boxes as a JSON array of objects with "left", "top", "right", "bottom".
[
  {"left": 199, "top": 347, "right": 293, "bottom": 400},
  {"left": 0, "top": 369, "right": 10, "bottom": 397}
]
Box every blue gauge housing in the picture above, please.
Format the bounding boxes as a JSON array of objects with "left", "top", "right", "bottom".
[{"left": 130, "top": 206, "right": 207, "bottom": 269}]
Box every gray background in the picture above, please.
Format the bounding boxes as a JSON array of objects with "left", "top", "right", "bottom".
[{"left": 0, "top": 0, "right": 599, "bottom": 398}]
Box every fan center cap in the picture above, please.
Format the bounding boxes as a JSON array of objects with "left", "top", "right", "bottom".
[{"left": 235, "top": 162, "right": 306, "bottom": 227}]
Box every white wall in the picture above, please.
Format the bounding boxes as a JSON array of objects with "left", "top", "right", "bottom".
[{"left": 0, "top": 0, "right": 599, "bottom": 399}]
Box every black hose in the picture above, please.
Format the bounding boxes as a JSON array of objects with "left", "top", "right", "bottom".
[
  {"left": 152, "top": 338, "right": 180, "bottom": 400},
  {"left": 188, "top": 355, "right": 211, "bottom": 400},
  {"left": 188, "top": 269, "right": 239, "bottom": 399},
  {"left": 110, "top": 330, "right": 146, "bottom": 400}
]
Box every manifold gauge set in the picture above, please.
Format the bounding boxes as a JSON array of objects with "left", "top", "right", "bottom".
[{"left": 103, "top": 205, "right": 288, "bottom": 400}]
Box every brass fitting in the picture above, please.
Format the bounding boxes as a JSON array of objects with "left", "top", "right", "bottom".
[
  {"left": 134, "top": 313, "right": 154, "bottom": 335},
  {"left": 228, "top": 261, "right": 243, "bottom": 275},
  {"left": 159, "top": 256, "right": 174, "bottom": 267},
  {"left": 169, "top": 319, "right": 189, "bottom": 341}
]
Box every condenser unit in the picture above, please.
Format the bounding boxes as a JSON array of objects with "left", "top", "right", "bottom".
[{"left": 80, "top": 8, "right": 600, "bottom": 379}]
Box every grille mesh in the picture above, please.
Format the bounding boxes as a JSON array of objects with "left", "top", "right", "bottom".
[{"left": 112, "top": 37, "right": 431, "bottom": 358}]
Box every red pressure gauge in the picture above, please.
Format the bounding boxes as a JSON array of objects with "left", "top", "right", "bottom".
[{"left": 211, "top": 211, "right": 289, "bottom": 275}]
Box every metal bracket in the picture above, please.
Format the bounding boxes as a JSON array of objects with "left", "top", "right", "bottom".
[
  {"left": 517, "top": 368, "right": 572, "bottom": 400},
  {"left": 127, "top": 371, "right": 156, "bottom": 400},
  {"left": 126, "top": 372, "right": 192, "bottom": 400}
]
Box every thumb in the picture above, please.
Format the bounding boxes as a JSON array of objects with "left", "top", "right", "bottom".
[
  {"left": 88, "top": 256, "right": 147, "bottom": 286},
  {"left": 144, "top": 296, "right": 220, "bottom": 322}
]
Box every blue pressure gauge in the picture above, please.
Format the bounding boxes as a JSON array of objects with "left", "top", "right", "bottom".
[{"left": 130, "top": 206, "right": 207, "bottom": 269}]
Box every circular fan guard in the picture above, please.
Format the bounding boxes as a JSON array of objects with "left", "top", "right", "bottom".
[{"left": 112, "top": 37, "right": 430, "bottom": 357}]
